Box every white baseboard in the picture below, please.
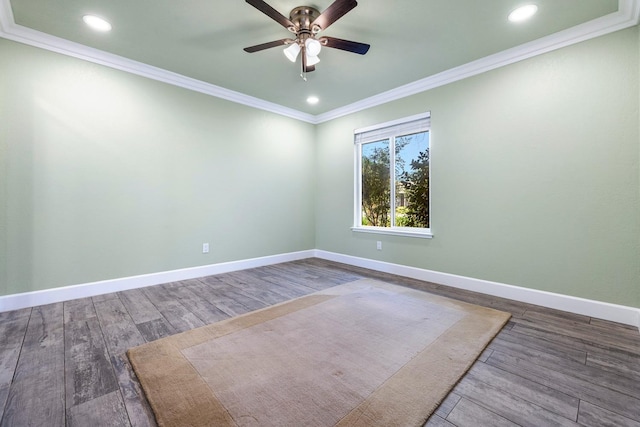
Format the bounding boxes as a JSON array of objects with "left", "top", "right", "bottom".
[
  {"left": 314, "top": 250, "right": 640, "bottom": 331},
  {"left": 2, "top": 249, "right": 639, "bottom": 331},
  {"left": 0, "top": 250, "right": 315, "bottom": 313}
]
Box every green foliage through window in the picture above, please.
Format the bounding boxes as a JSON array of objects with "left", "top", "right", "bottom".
[{"left": 356, "top": 118, "right": 430, "bottom": 231}]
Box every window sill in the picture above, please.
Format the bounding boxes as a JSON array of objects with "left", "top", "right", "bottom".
[{"left": 351, "top": 226, "right": 433, "bottom": 239}]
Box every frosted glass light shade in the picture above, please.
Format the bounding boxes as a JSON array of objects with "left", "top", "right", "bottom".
[
  {"left": 306, "top": 54, "right": 320, "bottom": 66},
  {"left": 305, "top": 38, "right": 322, "bottom": 57},
  {"left": 284, "top": 43, "right": 301, "bottom": 62}
]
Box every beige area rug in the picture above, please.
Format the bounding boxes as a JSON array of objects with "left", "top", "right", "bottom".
[{"left": 128, "top": 279, "right": 510, "bottom": 427}]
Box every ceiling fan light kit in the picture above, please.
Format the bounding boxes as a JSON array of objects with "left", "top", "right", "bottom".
[
  {"left": 305, "top": 38, "right": 322, "bottom": 57},
  {"left": 305, "top": 54, "right": 320, "bottom": 67},
  {"left": 284, "top": 43, "right": 301, "bottom": 62},
  {"left": 244, "top": 0, "right": 370, "bottom": 79}
]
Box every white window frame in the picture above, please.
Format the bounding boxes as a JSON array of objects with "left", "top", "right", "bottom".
[{"left": 352, "top": 112, "right": 433, "bottom": 239}]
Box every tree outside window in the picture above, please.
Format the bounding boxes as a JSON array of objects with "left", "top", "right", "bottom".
[{"left": 355, "top": 113, "right": 430, "bottom": 236}]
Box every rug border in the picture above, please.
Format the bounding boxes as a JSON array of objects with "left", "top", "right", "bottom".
[{"left": 128, "top": 278, "right": 511, "bottom": 427}]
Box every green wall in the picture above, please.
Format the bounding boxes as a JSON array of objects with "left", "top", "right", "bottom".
[
  {"left": 0, "top": 38, "right": 316, "bottom": 296},
  {"left": 315, "top": 27, "right": 640, "bottom": 308},
  {"left": 1, "top": 26, "right": 639, "bottom": 309}
]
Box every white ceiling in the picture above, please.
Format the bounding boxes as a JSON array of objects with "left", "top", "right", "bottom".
[{"left": 0, "top": 0, "right": 638, "bottom": 122}]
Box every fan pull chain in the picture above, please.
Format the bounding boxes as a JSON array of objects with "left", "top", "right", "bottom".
[{"left": 300, "top": 60, "right": 307, "bottom": 81}]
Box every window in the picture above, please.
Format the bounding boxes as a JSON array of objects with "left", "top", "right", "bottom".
[{"left": 353, "top": 112, "right": 431, "bottom": 238}]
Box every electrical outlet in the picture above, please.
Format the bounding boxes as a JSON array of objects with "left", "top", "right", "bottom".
[
  {"left": 202, "top": 243, "right": 209, "bottom": 254},
  {"left": 376, "top": 241, "right": 382, "bottom": 251}
]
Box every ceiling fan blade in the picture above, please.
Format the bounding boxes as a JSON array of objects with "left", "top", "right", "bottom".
[
  {"left": 243, "top": 39, "right": 294, "bottom": 53},
  {"left": 311, "top": 0, "right": 358, "bottom": 31},
  {"left": 245, "top": 0, "right": 295, "bottom": 30},
  {"left": 320, "top": 36, "right": 370, "bottom": 55}
]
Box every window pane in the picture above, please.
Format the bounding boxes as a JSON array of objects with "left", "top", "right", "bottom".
[
  {"left": 361, "top": 139, "right": 390, "bottom": 226},
  {"left": 395, "top": 131, "right": 429, "bottom": 228}
]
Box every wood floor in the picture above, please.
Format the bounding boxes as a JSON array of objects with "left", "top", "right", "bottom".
[{"left": 0, "top": 258, "right": 639, "bottom": 426}]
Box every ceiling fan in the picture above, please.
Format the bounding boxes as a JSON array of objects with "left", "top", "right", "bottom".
[{"left": 243, "top": 0, "right": 370, "bottom": 77}]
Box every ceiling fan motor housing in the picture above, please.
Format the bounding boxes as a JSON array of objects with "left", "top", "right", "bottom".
[{"left": 289, "top": 6, "right": 321, "bottom": 39}]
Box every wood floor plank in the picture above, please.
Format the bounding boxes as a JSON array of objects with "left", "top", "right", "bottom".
[
  {"left": 452, "top": 375, "right": 579, "bottom": 426},
  {"left": 2, "top": 304, "right": 65, "bottom": 427},
  {"left": 245, "top": 276, "right": 316, "bottom": 299},
  {"left": 466, "top": 361, "right": 579, "bottom": 420},
  {"left": 290, "top": 260, "right": 362, "bottom": 285},
  {"left": 259, "top": 265, "right": 338, "bottom": 291},
  {"left": 590, "top": 317, "right": 640, "bottom": 332},
  {"left": 189, "top": 278, "right": 269, "bottom": 314},
  {"left": 491, "top": 327, "right": 587, "bottom": 364},
  {"left": 296, "top": 259, "right": 364, "bottom": 282},
  {"left": 433, "top": 392, "right": 461, "bottom": 418},
  {"left": 301, "top": 259, "right": 389, "bottom": 283},
  {"left": 584, "top": 319, "right": 640, "bottom": 342},
  {"left": 259, "top": 273, "right": 328, "bottom": 296},
  {"left": 0, "top": 315, "right": 29, "bottom": 385},
  {"left": 159, "top": 281, "right": 229, "bottom": 325},
  {"left": 282, "top": 265, "right": 328, "bottom": 282},
  {"left": 0, "top": 384, "right": 8, "bottom": 423},
  {"left": 118, "top": 289, "right": 164, "bottom": 325},
  {"left": 3, "top": 373, "right": 66, "bottom": 427},
  {"left": 512, "top": 322, "right": 640, "bottom": 361},
  {"left": 511, "top": 317, "right": 640, "bottom": 356},
  {"left": 423, "top": 414, "right": 456, "bottom": 427},
  {"left": 192, "top": 278, "right": 265, "bottom": 316},
  {"left": 486, "top": 350, "right": 640, "bottom": 422},
  {"left": 65, "top": 318, "right": 119, "bottom": 407},
  {"left": 111, "top": 354, "right": 157, "bottom": 427},
  {"left": 446, "top": 397, "right": 520, "bottom": 427},
  {"left": 477, "top": 348, "right": 493, "bottom": 363},
  {"left": 140, "top": 286, "right": 205, "bottom": 333},
  {"left": 136, "top": 318, "right": 175, "bottom": 342},
  {"left": 226, "top": 270, "right": 313, "bottom": 299},
  {"left": 578, "top": 400, "right": 640, "bottom": 427},
  {"left": 0, "top": 311, "right": 30, "bottom": 419},
  {"left": 0, "top": 308, "right": 31, "bottom": 322},
  {"left": 502, "top": 320, "right": 516, "bottom": 331},
  {"left": 522, "top": 306, "right": 591, "bottom": 325},
  {"left": 232, "top": 268, "right": 320, "bottom": 296},
  {"left": 63, "top": 298, "right": 97, "bottom": 324},
  {"left": 527, "top": 312, "right": 640, "bottom": 347},
  {"left": 491, "top": 334, "right": 640, "bottom": 399},
  {"left": 94, "top": 299, "right": 146, "bottom": 356},
  {"left": 586, "top": 350, "right": 640, "bottom": 381},
  {"left": 66, "top": 391, "right": 130, "bottom": 427},
  {"left": 91, "top": 293, "right": 119, "bottom": 303}
]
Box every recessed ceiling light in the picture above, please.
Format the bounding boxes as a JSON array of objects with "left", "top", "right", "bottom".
[
  {"left": 83, "top": 15, "right": 112, "bottom": 32},
  {"left": 307, "top": 96, "right": 319, "bottom": 105},
  {"left": 508, "top": 5, "right": 538, "bottom": 22}
]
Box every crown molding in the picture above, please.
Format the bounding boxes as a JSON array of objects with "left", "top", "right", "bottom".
[
  {"left": 1, "top": 0, "right": 638, "bottom": 125},
  {"left": 0, "top": 0, "right": 316, "bottom": 124},
  {"left": 314, "top": 0, "right": 640, "bottom": 123}
]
